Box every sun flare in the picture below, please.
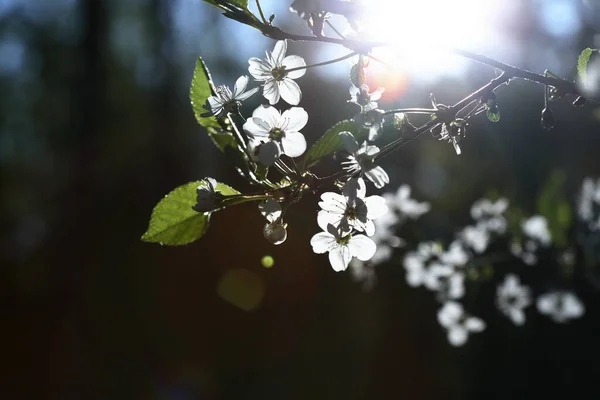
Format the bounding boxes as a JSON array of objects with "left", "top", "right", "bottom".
[{"left": 360, "top": 0, "right": 500, "bottom": 82}]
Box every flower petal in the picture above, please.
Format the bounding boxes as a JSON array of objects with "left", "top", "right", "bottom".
[
  {"left": 342, "top": 177, "right": 366, "bottom": 199},
  {"left": 279, "top": 78, "right": 302, "bottom": 105},
  {"left": 236, "top": 86, "right": 259, "bottom": 101},
  {"left": 243, "top": 116, "right": 270, "bottom": 139},
  {"left": 252, "top": 104, "right": 280, "bottom": 128},
  {"left": 319, "top": 193, "right": 347, "bottom": 214},
  {"left": 262, "top": 79, "right": 280, "bottom": 105},
  {"left": 328, "top": 245, "right": 352, "bottom": 271},
  {"left": 282, "top": 55, "right": 306, "bottom": 79},
  {"left": 464, "top": 317, "right": 486, "bottom": 332},
  {"left": 233, "top": 75, "right": 249, "bottom": 97},
  {"left": 365, "top": 195, "right": 388, "bottom": 219},
  {"left": 364, "top": 166, "right": 389, "bottom": 189},
  {"left": 272, "top": 40, "right": 287, "bottom": 65},
  {"left": 281, "top": 107, "right": 308, "bottom": 132},
  {"left": 348, "top": 234, "right": 376, "bottom": 261},
  {"left": 281, "top": 131, "right": 307, "bottom": 158},
  {"left": 310, "top": 232, "right": 337, "bottom": 254},
  {"left": 448, "top": 326, "right": 468, "bottom": 346},
  {"left": 248, "top": 58, "right": 272, "bottom": 80},
  {"left": 437, "top": 302, "right": 463, "bottom": 327}
]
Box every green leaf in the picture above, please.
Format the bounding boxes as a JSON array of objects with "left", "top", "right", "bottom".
[
  {"left": 577, "top": 48, "right": 595, "bottom": 83},
  {"left": 486, "top": 104, "right": 500, "bottom": 123},
  {"left": 142, "top": 181, "right": 241, "bottom": 245},
  {"left": 142, "top": 181, "right": 211, "bottom": 246},
  {"left": 536, "top": 170, "right": 572, "bottom": 247},
  {"left": 202, "top": 0, "right": 248, "bottom": 10},
  {"left": 190, "top": 57, "right": 228, "bottom": 149},
  {"left": 302, "top": 120, "right": 367, "bottom": 169}
]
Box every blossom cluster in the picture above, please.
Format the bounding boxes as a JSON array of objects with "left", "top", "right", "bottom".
[
  {"left": 191, "top": 35, "right": 590, "bottom": 349},
  {"left": 346, "top": 187, "right": 589, "bottom": 346}
]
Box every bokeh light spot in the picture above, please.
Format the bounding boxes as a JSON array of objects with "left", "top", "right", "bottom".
[
  {"left": 216, "top": 268, "right": 265, "bottom": 312},
  {"left": 261, "top": 255, "right": 275, "bottom": 268}
]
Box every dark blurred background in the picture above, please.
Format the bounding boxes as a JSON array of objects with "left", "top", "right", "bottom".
[{"left": 1, "top": 0, "right": 600, "bottom": 398}]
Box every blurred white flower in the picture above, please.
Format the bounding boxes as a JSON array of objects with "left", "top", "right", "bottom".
[
  {"left": 318, "top": 178, "right": 388, "bottom": 236},
  {"left": 446, "top": 272, "right": 466, "bottom": 300},
  {"left": 339, "top": 131, "right": 389, "bottom": 188},
  {"left": 460, "top": 225, "right": 489, "bottom": 254},
  {"left": 248, "top": 40, "right": 306, "bottom": 105},
  {"left": 578, "top": 177, "right": 600, "bottom": 230},
  {"left": 348, "top": 259, "right": 377, "bottom": 291},
  {"left": 471, "top": 198, "right": 508, "bottom": 234},
  {"left": 259, "top": 199, "right": 287, "bottom": 245},
  {"left": 522, "top": 215, "right": 552, "bottom": 246},
  {"left": 243, "top": 105, "right": 308, "bottom": 165},
  {"left": 496, "top": 274, "right": 532, "bottom": 326},
  {"left": 348, "top": 84, "right": 384, "bottom": 112},
  {"left": 355, "top": 109, "right": 385, "bottom": 141},
  {"left": 205, "top": 75, "right": 258, "bottom": 118},
  {"left": 310, "top": 211, "right": 377, "bottom": 272},
  {"left": 384, "top": 185, "right": 431, "bottom": 219},
  {"left": 437, "top": 301, "right": 486, "bottom": 346},
  {"left": 537, "top": 291, "right": 585, "bottom": 323},
  {"left": 193, "top": 177, "right": 218, "bottom": 213},
  {"left": 440, "top": 241, "right": 469, "bottom": 266}
]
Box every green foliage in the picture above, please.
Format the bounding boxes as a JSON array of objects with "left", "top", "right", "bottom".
[
  {"left": 202, "top": 0, "right": 249, "bottom": 10},
  {"left": 536, "top": 171, "right": 572, "bottom": 247},
  {"left": 201, "top": 0, "right": 263, "bottom": 29},
  {"left": 302, "top": 120, "right": 367, "bottom": 169},
  {"left": 142, "top": 181, "right": 211, "bottom": 245},
  {"left": 142, "top": 180, "right": 241, "bottom": 245},
  {"left": 190, "top": 57, "right": 236, "bottom": 151},
  {"left": 577, "top": 48, "right": 598, "bottom": 85}
]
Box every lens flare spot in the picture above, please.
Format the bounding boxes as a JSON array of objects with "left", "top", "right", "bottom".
[
  {"left": 216, "top": 268, "right": 265, "bottom": 312},
  {"left": 261, "top": 255, "right": 275, "bottom": 268}
]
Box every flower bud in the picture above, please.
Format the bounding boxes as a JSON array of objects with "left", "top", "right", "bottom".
[
  {"left": 541, "top": 107, "right": 556, "bottom": 130},
  {"left": 263, "top": 221, "right": 287, "bottom": 245}
]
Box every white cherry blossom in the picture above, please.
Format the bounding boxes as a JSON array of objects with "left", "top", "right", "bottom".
[
  {"left": 522, "top": 215, "right": 552, "bottom": 246},
  {"left": 259, "top": 199, "right": 287, "bottom": 245},
  {"left": 437, "top": 301, "right": 486, "bottom": 346},
  {"left": 318, "top": 178, "right": 388, "bottom": 236},
  {"left": 243, "top": 105, "right": 308, "bottom": 165},
  {"left": 578, "top": 177, "right": 600, "bottom": 230},
  {"left": 496, "top": 274, "right": 532, "bottom": 326},
  {"left": 384, "top": 185, "right": 431, "bottom": 219},
  {"left": 248, "top": 40, "right": 306, "bottom": 105},
  {"left": 310, "top": 212, "right": 377, "bottom": 272},
  {"left": 193, "top": 177, "right": 218, "bottom": 213},
  {"left": 339, "top": 131, "right": 389, "bottom": 188},
  {"left": 354, "top": 109, "right": 385, "bottom": 141},
  {"left": 205, "top": 75, "right": 258, "bottom": 118},
  {"left": 537, "top": 291, "right": 585, "bottom": 323},
  {"left": 349, "top": 84, "right": 384, "bottom": 112},
  {"left": 460, "top": 225, "right": 489, "bottom": 254},
  {"left": 471, "top": 198, "right": 508, "bottom": 234}
]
